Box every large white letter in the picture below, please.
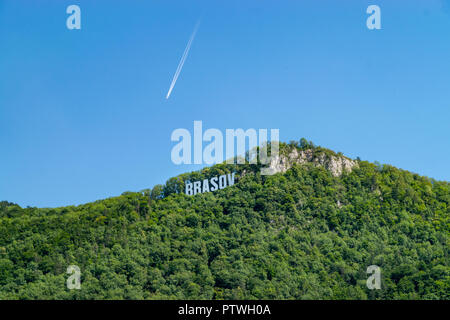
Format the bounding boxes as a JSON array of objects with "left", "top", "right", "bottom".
[
  {"left": 218, "top": 175, "right": 227, "bottom": 189},
  {"left": 259, "top": 129, "right": 280, "bottom": 175},
  {"left": 202, "top": 179, "right": 210, "bottom": 193},
  {"left": 185, "top": 182, "right": 193, "bottom": 195},
  {"left": 227, "top": 173, "right": 235, "bottom": 186},
  {"left": 194, "top": 121, "right": 203, "bottom": 164},
  {"left": 366, "top": 5, "right": 381, "bottom": 30},
  {"left": 66, "top": 265, "right": 81, "bottom": 289},
  {"left": 193, "top": 181, "right": 202, "bottom": 195},
  {"left": 210, "top": 177, "right": 218, "bottom": 191},
  {"left": 203, "top": 128, "right": 223, "bottom": 165},
  {"left": 366, "top": 265, "right": 381, "bottom": 289},
  {"left": 66, "top": 5, "right": 81, "bottom": 30},
  {"left": 171, "top": 128, "right": 191, "bottom": 164},
  {"left": 226, "top": 128, "right": 257, "bottom": 164}
]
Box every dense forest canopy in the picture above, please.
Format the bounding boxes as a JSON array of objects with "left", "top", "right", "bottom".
[{"left": 0, "top": 141, "right": 449, "bottom": 299}]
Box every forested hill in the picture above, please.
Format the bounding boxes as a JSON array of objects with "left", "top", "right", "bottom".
[{"left": 0, "top": 141, "right": 449, "bottom": 299}]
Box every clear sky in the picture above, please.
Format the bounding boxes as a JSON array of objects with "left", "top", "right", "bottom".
[{"left": 1, "top": 0, "right": 449, "bottom": 207}]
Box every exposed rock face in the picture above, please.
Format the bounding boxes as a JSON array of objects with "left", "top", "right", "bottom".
[{"left": 263, "top": 148, "right": 358, "bottom": 177}]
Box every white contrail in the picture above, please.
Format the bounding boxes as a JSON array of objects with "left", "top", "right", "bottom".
[{"left": 166, "top": 21, "right": 200, "bottom": 99}]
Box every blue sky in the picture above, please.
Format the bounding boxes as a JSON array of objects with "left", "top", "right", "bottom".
[{"left": 1, "top": 0, "right": 449, "bottom": 207}]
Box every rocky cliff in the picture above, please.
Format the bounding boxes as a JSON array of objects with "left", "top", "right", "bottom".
[{"left": 261, "top": 147, "right": 358, "bottom": 176}]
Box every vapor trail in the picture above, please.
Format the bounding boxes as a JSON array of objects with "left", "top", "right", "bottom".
[{"left": 166, "top": 21, "right": 200, "bottom": 99}]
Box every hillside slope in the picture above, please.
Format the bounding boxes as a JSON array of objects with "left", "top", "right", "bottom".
[{"left": 0, "top": 142, "right": 449, "bottom": 299}]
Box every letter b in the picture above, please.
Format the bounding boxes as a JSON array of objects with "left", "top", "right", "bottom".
[{"left": 185, "top": 182, "right": 193, "bottom": 196}]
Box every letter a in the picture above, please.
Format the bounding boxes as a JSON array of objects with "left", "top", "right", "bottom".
[
  {"left": 366, "top": 5, "right": 381, "bottom": 30},
  {"left": 203, "top": 128, "right": 223, "bottom": 165},
  {"left": 67, "top": 265, "right": 81, "bottom": 289},
  {"left": 171, "top": 129, "right": 191, "bottom": 164},
  {"left": 366, "top": 265, "right": 381, "bottom": 289},
  {"left": 66, "top": 5, "right": 81, "bottom": 30}
]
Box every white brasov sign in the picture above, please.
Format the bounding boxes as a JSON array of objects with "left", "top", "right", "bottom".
[{"left": 185, "top": 173, "right": 235, "bottom": 196}]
